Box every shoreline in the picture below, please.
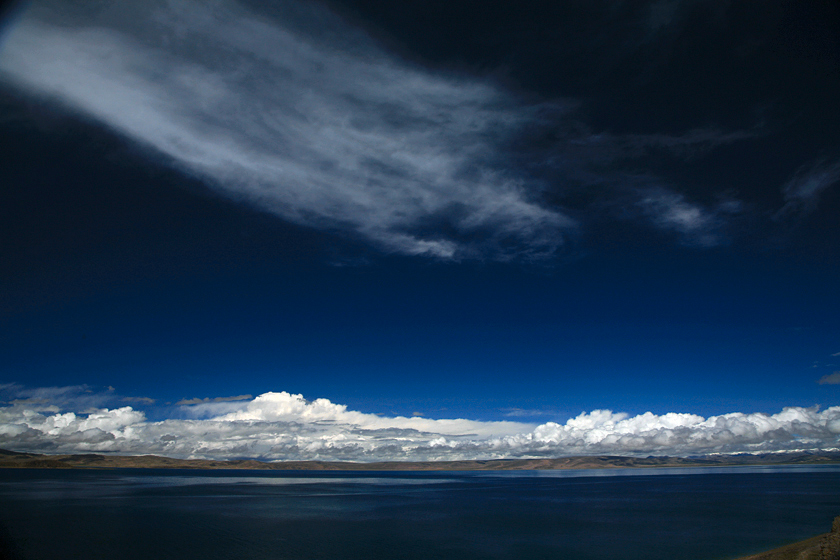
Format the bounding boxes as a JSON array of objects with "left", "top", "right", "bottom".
[
  {"left": 3, "top": 449, "right": 839, "bottom": 560},
  {"left": 2, "top": 448, "right": 840, "bottom": 471},
  {"left": 732, "top": 516, "right": 840, "bottom": 560}
]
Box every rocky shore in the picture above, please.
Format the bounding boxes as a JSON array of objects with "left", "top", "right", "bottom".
[{"left": 736, "top": 516, "right": 840, "bottom": 560}]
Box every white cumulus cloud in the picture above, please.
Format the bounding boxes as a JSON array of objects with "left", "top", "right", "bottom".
[{"left": 1, "top": 388, "right": 839, "bottom": 461}]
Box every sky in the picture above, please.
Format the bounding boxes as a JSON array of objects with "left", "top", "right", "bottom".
[{"left": 0, "top": 0, "right": 839, "bottom": 461}]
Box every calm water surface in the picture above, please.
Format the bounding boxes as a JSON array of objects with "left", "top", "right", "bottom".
[{"left": 1, "top": 465, "right": 839, "bottom": 560}]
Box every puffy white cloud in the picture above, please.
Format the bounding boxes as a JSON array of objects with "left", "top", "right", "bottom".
[
  {"left": 1, "top": 388, "right": 839, "bottom": 461},
  {"left": 519, "top": 407, "right": 840, "bottom": 456},
  {"left": 214, "top": 392, "right": 527, "bottom": 439}
]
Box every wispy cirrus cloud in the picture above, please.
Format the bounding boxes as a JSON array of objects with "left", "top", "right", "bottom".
[
  {"left": 176, "top": 394, "right": 256, "bottom": 418},
  {"left": 518, "top": 124, "right": 753, "bottom": 247},
  {"left": 501, "top": 407, "right": 558, "bottom": 418},
  {"left": 2, "top": 384, "right": 113, "bottom": 412},
  {"left": 637, "top": 190, "right": 723, "bottom": 246},
  {"left": 777, "top": 157, "right": 840, "bottom": 219},
  {"left": 122, "top": 396, "right": 156, "bottom": 405},
  {"left": 0, "top": 0, "right": 575, "bottom": 260},
  {"left": 2, "top": 386, "right": 839, "bottom": 461},
  {"left": 3, "top": 0, "right": 833, "bottom": 264},
  {"left": 176, "top": 395, "right": 253, "bottom": 406},
  {"left": 818, "top": 373, "right": 840, "bottom": 385},
  {"left": 586, "top": 127, "right": 757, "bottom": 162},
  {"left": 0, "top": 0, "right": 767, "bottom": 260}
]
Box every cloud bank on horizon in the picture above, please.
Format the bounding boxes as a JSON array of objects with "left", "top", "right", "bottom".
[
  {"left": 3, "top": 0, "right": 834, "bottom": 259},
  {"left": 2, "top": 387, "right": 839, "bottom": 461}
]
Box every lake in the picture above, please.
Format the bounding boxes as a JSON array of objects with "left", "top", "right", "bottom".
[{"left": 1, "top": 465, "right": 839, "bottom": 560}]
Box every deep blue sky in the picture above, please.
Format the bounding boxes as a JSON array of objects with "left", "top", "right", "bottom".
[{"left": 0, "top": 0, "right": 839, "bottom": 445}]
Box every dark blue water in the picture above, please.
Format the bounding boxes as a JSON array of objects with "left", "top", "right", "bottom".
[{"left": 1, "top": 465, "right": 839, "bottom": 560}]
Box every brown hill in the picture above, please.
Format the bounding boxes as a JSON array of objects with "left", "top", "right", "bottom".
[
  {"left": 735, "top": 516, "right": 840, "bottom": 560},
  {"left": 1, "top": 448, "right": 839, "bottom": 471}
]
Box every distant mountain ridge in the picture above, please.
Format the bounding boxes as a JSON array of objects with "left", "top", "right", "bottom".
[{"left": 2, "top": 448, "right": 839, "bottom": 471}]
